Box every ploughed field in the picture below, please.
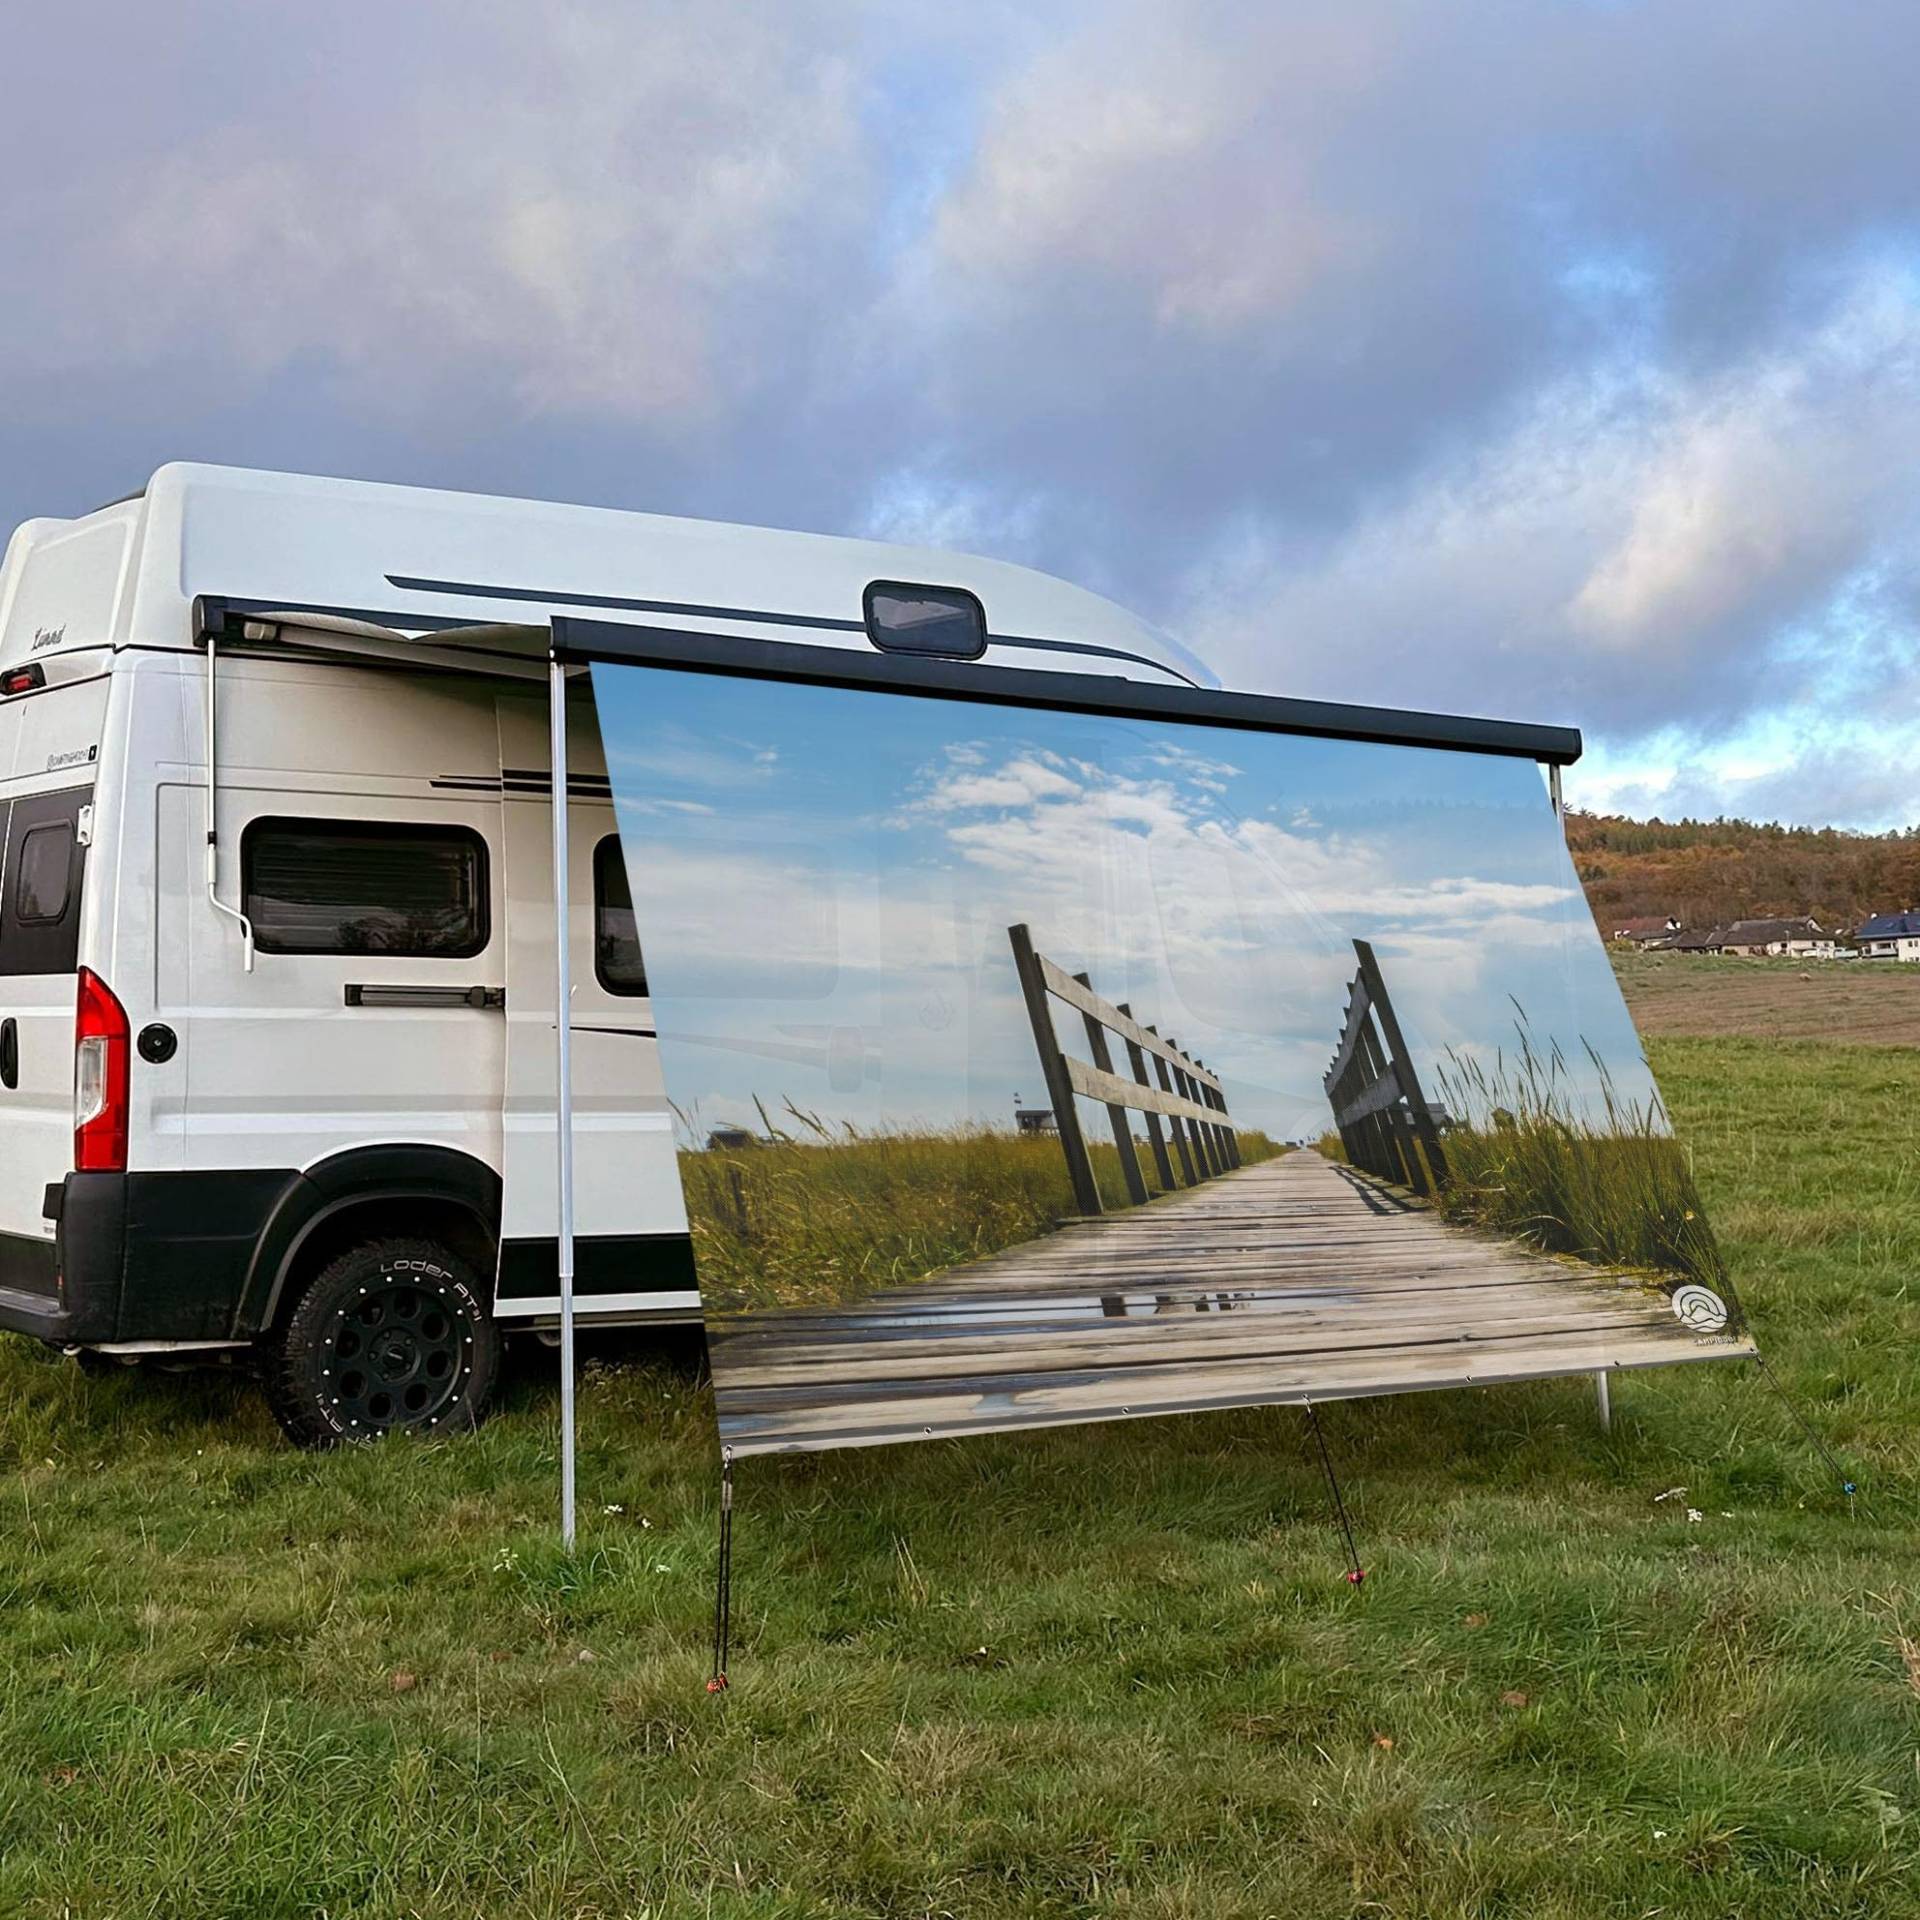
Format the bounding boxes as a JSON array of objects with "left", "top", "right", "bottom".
[
  {"left": 1614, "top": 946, "right": 1920, "bottom": 1046},
  {"left": 2, "top": 1032, "right": 1918, "bottom": 1917}
]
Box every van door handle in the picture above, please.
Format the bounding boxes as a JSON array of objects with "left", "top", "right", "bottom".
[
  {"left": 0, "top": 1018, "right": 16, "bottom": 1091},
  {"left": 343, "top": 984, "right": 506, "bottom": 1009}
]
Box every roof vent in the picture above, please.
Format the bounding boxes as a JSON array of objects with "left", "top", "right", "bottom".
[{"left": 862, "top": 582, "right": 987, "bottom": 661}]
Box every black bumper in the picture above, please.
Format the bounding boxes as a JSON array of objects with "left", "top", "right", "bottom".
[{"left": 0, "top": 1170, "right": 294, "bottom": 1345}]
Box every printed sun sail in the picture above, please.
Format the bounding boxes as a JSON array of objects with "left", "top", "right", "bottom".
[{"left": 588, "top": 651, "right": 1754, "bottom": 1456}]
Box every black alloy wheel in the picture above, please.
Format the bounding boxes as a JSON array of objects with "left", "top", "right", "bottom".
[{"left": 264, "top": 1237, "right": 499, "bottom": 1447}]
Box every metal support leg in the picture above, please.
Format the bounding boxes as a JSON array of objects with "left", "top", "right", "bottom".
[{"left": 1594, "top": 1369, "right": 1611, "bottom": 1432}]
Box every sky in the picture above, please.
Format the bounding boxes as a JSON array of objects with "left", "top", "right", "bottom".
[
  {"left": 594, "top": 663, "right": 1658, "bottom": 1144},
  {"left": 6, "top": 3, "right": 1918, "bottom": 829}
]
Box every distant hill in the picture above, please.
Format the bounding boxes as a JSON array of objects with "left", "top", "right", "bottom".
[{"left": 1567, "top": 812, "right": 1920, "bottom": 934}]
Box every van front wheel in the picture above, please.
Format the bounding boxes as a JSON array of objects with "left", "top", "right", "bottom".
[{"left": 264, "top": 1237, "right": 500, "bottom": 1447}]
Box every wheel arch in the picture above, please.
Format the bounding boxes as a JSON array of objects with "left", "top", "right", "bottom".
[{"left": 237, "top": 1145, "right": 502, "bottom": 1336}]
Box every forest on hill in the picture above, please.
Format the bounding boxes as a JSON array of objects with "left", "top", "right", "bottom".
[{"left": 1566, "top": 812, "right": 1920, "bottom": 933}]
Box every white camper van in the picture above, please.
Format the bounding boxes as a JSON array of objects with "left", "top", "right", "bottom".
[{"left": 0, "top": 464, "right": 1211, "bottom": 1442}]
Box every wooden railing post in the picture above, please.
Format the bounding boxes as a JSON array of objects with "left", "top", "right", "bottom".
[
  {"left": 1324, "top": 943, "right": 1449, "bottom": 1196},
  {"left": 1355, "top": 1021, "right": 1421, "bottom": 1192},
  {"left": 1076, "top": 971, "right": 1149, "bottom": 1206},
  {"left": 1365, "top": 1022, "right": 1421, "bottom": 1190},
  {"left": 1196, "top": 1063, "right": 1240, "bottom": 1168},
  {"left": 1147, "top": 1029, "right": 1199, "bottom": 1185},
  {"left": 1117, "top": 1003, "right": 1177, "bottom": 1193},
  {"left": 1168, "top": 1045, "right": 1218, "bottom": 1177},
  {"left": 1010, "top": 928, "right": 1245, "bottom": 1212},
  {"left": 1008, "top": 923, "right": 1102, "bottom": 1216},
  {"left": 1352, "top": 939, "right": 1448, "bottom": 1188}
]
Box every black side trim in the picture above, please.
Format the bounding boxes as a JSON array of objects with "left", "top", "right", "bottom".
[
  {"left": 120, "top": 1171, "right": 294, "bottom": 1339},
  {"left": 500, "top": 768, "right": 614, "bottom": 796},
  {"left": 426, "top": 774, "right": 615, "bottom": 798},
  {"left": 391, "top": 571, "right": 868, "bottom": 633},
  {"left": 552, "top": 619, "right": 1584, "bottom": 765},
  {"left": 240, "top": 1144, "right": 503, "bottom": 1333},
  {"left": 497, "top": 1233, "right": 698, "bottom": 1301}
]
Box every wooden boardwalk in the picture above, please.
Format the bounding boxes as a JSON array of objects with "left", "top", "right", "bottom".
[{"left": 709, "top": 1149, "right": 1756, "bottom": 1455}]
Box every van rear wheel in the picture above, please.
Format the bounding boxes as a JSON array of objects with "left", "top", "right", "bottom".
[{"left": 264, "top": 1237, "right": 499, "bottom": 1447}]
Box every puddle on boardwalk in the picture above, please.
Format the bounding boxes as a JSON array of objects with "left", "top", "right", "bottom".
[{"left": 824, "top": 1285, "right": 1365, "bottom": 1335}]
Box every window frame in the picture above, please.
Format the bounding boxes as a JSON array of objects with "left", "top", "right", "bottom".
[
  {"left": 240, "top": 814, "right": 492, "bottom": 960},
  {"left": 592, "top": 831, "right": 648, "bottom": 998}
]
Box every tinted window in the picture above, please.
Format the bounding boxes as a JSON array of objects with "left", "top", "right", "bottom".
[
  {"left": 243, "top": 818, "right": 489, "bottom": 957},
  {"left": 15, "top": 823, "right": 73, "bottom": 923},
  {"left": 594, "top": 834, "right": 647, "bottom": 995},
  {"left": 0, "top": 788, "right": 88, "bottom": 975}
]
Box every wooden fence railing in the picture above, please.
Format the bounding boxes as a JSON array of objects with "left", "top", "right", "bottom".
[
  {"left": 1009, "top": 922, "right": 1240, "bottom": 1217},
  {"left": 1322, "top": 937, "right": 1449, "bottom": 1194}
]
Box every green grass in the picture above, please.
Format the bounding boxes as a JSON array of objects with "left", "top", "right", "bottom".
[
  {"left": 2, "top": 1036, "right": 1918, "bottom": 1916},
  {"left": 681, "top": 1120, "right": 1284, "bottom": 1315},
  {"left": 1431, "top": 1043, "right": 1728, "bottom": 1299}
]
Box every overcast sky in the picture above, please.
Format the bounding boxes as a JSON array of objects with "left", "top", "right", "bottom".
[{"left": 6, "top": 3, "right": 1918, "bottom": 828}]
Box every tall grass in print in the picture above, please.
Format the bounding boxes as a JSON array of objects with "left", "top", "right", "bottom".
[
  {"left": 676, "top": 1099, "right": 1285, "bottom": 1316},
  {"left": 1432, "top": 1011, "right": 1734, "bottom": 1314}
]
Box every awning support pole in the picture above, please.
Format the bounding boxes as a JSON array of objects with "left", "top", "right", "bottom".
[{"left": 549, "top": 654, "right": 577, "bottom": 1552}]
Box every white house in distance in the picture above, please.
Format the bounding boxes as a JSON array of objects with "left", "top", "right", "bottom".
[
  {"left": 1856, "top": 910, "right": 1920, "bottom": 962},
  {"left": 1714, "top": 916, "right": 1842, "bottom": 958},
  {"left": 1609, "top": 915, "right": 1680, "bottom": 946}
]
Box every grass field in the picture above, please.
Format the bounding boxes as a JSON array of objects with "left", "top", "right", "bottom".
[
  {"left": 2, "top": 1034, "right": 1918, "bottom": 1917},
  {"left": 1614, "top": 948, "right": 1920, "bottom": 1046},
  {"left": 1428, "top": 1037, "right": 1728, "bottom": 1295}
]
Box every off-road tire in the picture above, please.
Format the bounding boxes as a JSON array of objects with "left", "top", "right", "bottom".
[{"left": 264, "top": 1237, "right": 499, "bottom": 1447}]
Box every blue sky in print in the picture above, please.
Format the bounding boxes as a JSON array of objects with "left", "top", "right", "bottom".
[{"left": 594, "top": 664, "right": 1663, "bottom": 1145}]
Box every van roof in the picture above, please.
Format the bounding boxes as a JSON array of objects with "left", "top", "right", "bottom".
[{"left": 0, "top": 463, "right": 1214, "bottom": 687}]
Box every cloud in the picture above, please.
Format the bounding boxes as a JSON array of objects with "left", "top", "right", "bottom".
[
  {"left": 1183, "top": 264, "right": 1920, "bottom": 746},
  {"left": 3, "top": 1, "right": 1919, "bottom": 826},
  {"left": 913, "top": 755, "right": 1083, "bottom": 812},
  {"left": 608, "top": 727, "right": 788, "bottom": 791},
  {"left": 0, "top": 2, "right": 881, "bottom": 427}
]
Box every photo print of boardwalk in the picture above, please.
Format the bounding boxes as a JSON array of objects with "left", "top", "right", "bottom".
[{"left": 591, "top": 664, "right": 1755, "bottom": 1456}]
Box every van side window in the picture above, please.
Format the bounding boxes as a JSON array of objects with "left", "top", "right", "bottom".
[
  {"left": 15, "top": 823, "right": 74, "bottom": 923},
  {"left": 593, "top": 835, "right": 647, "bottom": 996},
  {"left": 242, "top": 818, "right": 489, "bottom": 957},
  {"left": 0, "top": 788, "right": 88, "bottom": 975}
]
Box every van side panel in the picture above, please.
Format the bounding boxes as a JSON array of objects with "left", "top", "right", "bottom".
[{"left": 172, "top": 656, "right": 510, "bottom": 1183}]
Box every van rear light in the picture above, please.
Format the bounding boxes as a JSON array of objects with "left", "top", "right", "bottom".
[
  {"left": 74, "top": 968, "right": 130, "bottom": 1172},
  {"left": 1, "top": 663, "right": 45, "bottom": 696}
]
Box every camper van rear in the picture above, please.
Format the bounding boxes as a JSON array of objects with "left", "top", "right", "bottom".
[{"left": 0, "top": 464, "right": 1209, "bottom": 1443}]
